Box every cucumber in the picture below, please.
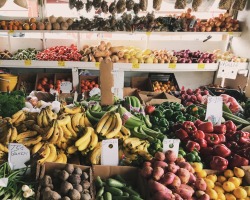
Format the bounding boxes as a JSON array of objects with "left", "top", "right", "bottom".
[
  {"left": 95, "top": 176, "right": 104, "bottom": 188},
  {"left": 96, "top": 186, "right": 105, "bottom": 198},
  {"left": 131, "top": 195, "right": 143, "bottom": 200},
  {"left": 112, "top": 196, "right": 129, "bottom": 200},
  {"left": 104, "top": 192, "right": 112, "bottom": 200},
  {"left": 123, "top": 192, "right": 129, "bottom": 197},
  {"left": 223, "top": 103, "right": 232, "bottom": 114},
  {"left": 105, "top": 186, "right": 123, "bottom": 196},
  {"left": 122, "top": 187, "right": 140, "bottom": 197},
  {"left": 113, "top": 175, "right": 127, "bottom": 184},
  {"left": 107, "top": 178, "right": 125, "bottom": 188},
  {"left": 223, "top": 111, "right": 250, "bottom": 125},
  {"left": 97, "top": 196, "right": 104, "bottom": 200}
]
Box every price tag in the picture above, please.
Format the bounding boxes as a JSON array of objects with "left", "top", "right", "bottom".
[
  {"left": 205, "top": 96, "right": 223, "bottom": 125},
  {"left": 146, "top": 32, "right": 152, "bottom": 36},
  {"left": 168, "top": 63, "right": 176, "bottom": 69},
  {"left": 60, "top": 81, "right": 72, "bottom": 93},
  {"left": 198, "top": 63, "right": 205, "bottom": 69},
  {"left": 24, "top": 60, "right": 31, "bottom": 66},
  {"left": 58, "top": 61, "right": 65, "bottom": 67},
  {"left": 0, "top": 60, "right": 2, "bottom": 65},
  {"left": 95, "top": 62, "right": 100, "bottom": 68},
  {"left": 163, "top": 138, "right": 180, "bottom": 157},
  {"left": 101, "top": 139, "right": 119, "bottom": 166},
  {"left": 217, "top": 61, "right": 240, "bottom": 79},
  {"left": 228, "top": 32, "right": 233, "bottom": 36},
  {"left": 132, "top": 63, "right": 140, "bottom": 69},
  {"left": 8, "top": 30, "right": 14, "bottom": 34},
  {"left": 8, "top": 143, "right": 30, "bottom": 170}
]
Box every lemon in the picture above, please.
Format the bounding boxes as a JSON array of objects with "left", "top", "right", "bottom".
[
  {"left": 245, "top": 186, "right": 250, "bottom": 196},
  {"left": 233, "top": 187, "right": 247, "bottom": 199},
  {"left": 217, "top": 192, "right": 226, "bottom": 200},
  {"left": 206, "top": 188, "right": 218, "bottom": 199},
  {"left": 234, "top": 167, "right": 245, "bottom": 178},
  {"left": 224, "top": 169, "right": 234, "bottom": 178},
  {"left": 214, "top": 185, "right": 224, "bottom": 194},
  {"left": 222, "top": 181, "right": 235, "bottom": 192},
  {"left": 191, "top": 162, "right": 203, "bottom": 173},
  {"left": 228, "top": 177, "right": 241, "bottom": 188},
  {"left": 204, "top": 178, "right": 215, "bottom": 189},
  {"left": 196, "top": 170, "right": 207, "bottom": 178},
  {"left": 217, "top": 175, "right": 227, "bottom": 183},
  {"left": 225, "top": 193, "right": 236, "bottom": 200},
  {"left": 206, "top": 174, "right": 217, "bottom": 183}
]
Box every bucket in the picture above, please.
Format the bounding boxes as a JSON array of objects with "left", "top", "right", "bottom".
[{"left": 0, "top": 74, "right": 18, "bottom": 92}]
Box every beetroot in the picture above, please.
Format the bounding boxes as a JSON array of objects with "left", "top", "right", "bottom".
[{"left": 165, "top": 150, "right": 177, "bottom": 163}]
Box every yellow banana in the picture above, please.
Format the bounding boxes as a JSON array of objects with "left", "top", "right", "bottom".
[
  {"left": 72, "top": 113, "right": 82, "bottom": 132},
  {"left": 16, "top": 124, "right": 27, "bottom": 133},
  {"left": 100, "top": 115, "right": 114, "bottom": 136},
  {"left": 54, "top": 152, "right": 65, "bottom": 163},
  {"left": 84, "top": 113, "right": 92, "bottom": 127},
  {"left": 138, "top": 150, "right": 153, "bottom": 161},
  {"left": 89, "top": 131, "right": 98, "bottom": 150},
  {"left": 57, "top": 115, "right": 71, "bottom": 126},
  {"left": 22, "top": 120, "right": 36, "bottom": 129},
  {"left": 31, "top": 142, "right": 44, "bottom": 155},
  {"left": 49, "top": 124, "right": 60, "bottom": 144},
  {"left": 66, "top": 119, "right": 77, "bottom": 138},
  {"left": 32, "top": 124, "right": 46, "bottom": 135},
  {"left": 12, "top": 110, "right": 24, "bottom": 121},
  {"left": 105, "top": 113, "right": 122, "bottom": 139},
  {"left": 44, "top": 144, "right": 57, "bottom": 162},
  {"left": 120, "top": 125, "right": 131, "bottom": 136},
  {"left": 13, "top": 113, "right": 26, "bottom": 126},
  {"left": 79, "top": 113, "right": 85, "bottom": 127},
  {"left": 21, "top": 136, "right": 43, "bottom": 147},
  {"left": 38, "top": 144, "right": 51, "bottom": 164},
  {"left": 96, "top": 112, "right": 111, "bottom": 133},
  {"left": 5, "top": 127, "right": 12, "bottom": 145},
  {"left": 123, "top": 149, "right": 138, "bottom": 160},
  {"left": 123, "top": 137, "right": 141, "bottom": 147},
  {"left": 75, "top": 127, "right": 93, "bottom": 147},
  {"left": 61, "top": 125, "right": 72, "bottom": 139},
  {"left": 78, "top": 135, "right": 91, "bottom": 151},
  {"left": 90, "top": 142, "right": 102, "bottom": 165},
  {"left": 42, "top": 121, "right": 56, "bottom": 140},
  {"left": 37, "top": 110, "right": 44, "bottom": 127},
  {"left": 62, "top": 106, "right": 82, "bottom": 114},
  {"left": 127, "top": 139, "right": 145, "bottom": 150},
  {"left": 16, "top": 131, "right": 38, "bottom": 142},
  {"left": 0, "top": 143, "right": 8, "bottom": 153},
  {"left": 61, "top": 152, "right": 67, "bottom": 163},
  {"left": 106, "top": 115, "right": 116, "bottom": 134},
  {"left": 45, "top": 106, "right": 57, "bottom": 122},
  {"left": 10, "top": 126, "right": 18, "bottom": 142},
  {"left": 61, "top": 142, "right": 68, "bottom": 150},
  {"left": 56, "top": 125, "right": 64, "bottom": 144},
  {"left": 67, "top": 145, "right": 78, "bottom": 154},
  {"left": 42, "top": 110, "right": 49, "bottom": 127}
]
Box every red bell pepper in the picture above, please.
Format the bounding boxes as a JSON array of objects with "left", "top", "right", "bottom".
[
  {"left": 210, "top": 156, "right": 228, "bottom": 171},
  {"left": 213, "top": 144, "right": 231, "bottom": 158},
  {"left": 205, "top": 133, "right": 221, "bottom": 145},
  {"left": 195, "top": 138, "right": 207, "bottom": 148},
  {"left": 233, "top": 131, "right": 250, "bottom": 144},
  {"left": 217, "top": 134, "right": 226, "bottom": 143},
  {"left": 191, "top": 130, "right": 205, "bottom": 139},
  {"left": 230, "top": 154, "right": 249, "bottom": 168},
  {"left": 198, "top": 122, "right": 214, "bottom": 133},
  {"left": 186, "top": 140, "right": 200, "bottom": 152},
  {"left": 200, "top": 146, "right": 213, "bottom": 157},
  {"left": 194, "top": 119, "right": 203, "bottom": 127},
  {"left": 175, "top": 128, "right": 189, "bottom": 140},
  {"left": 213, "top": 124, "right": 226, "bottom": 134},
  {"left": 182, "top": 121, "right": 197, "bottom": 134},
  {"left": 225, "top": 120, "right": 237, "bottom": 133}
]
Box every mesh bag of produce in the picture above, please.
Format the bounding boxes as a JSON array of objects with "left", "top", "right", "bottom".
[
  {"left": 14, "top": 0, "right": 28, "bottom": 9},
  {"left": 218, "top": 0, "right": 233, "bottom": 10},
  {"left": 117, "top": 0, "right": 126, "bottom": 13},
  {"left": 0, "top": 0, "right": 7, "bottom": 8},
  {"left": 153, "top": 0, "right": 163, "bottom": 11},
  {"left": 93, "top": 0, "right": 102, "bottom": 9},
  {"left": 232, "top": 0, "right": 247, "bottom": 11},
  {"left": 101, "top": 0, "right": 109, "bottom": 13},
  {"left": 86, "top": 0, "right": 93, "bottom": 12},
  {"left": 139, "top": 0, "right": 148, "bottom": 11},
  {"left": 175, "top": 0, "right": 187, "bottom": 9},
  {"left": 192, "top": 0, "right": 203, "bottom": 11},
  {"left": 126, "top": 0, "right": 134, "bottom": 11}
]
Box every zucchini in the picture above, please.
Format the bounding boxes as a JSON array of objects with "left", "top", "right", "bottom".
[
  {"left": 104, "top": 192, "right": 112, "bottom": 200},
  {"left": 122, "top": 187, "right": 140, "bottom": 197},
  {"left": 96, "top": 176, "right": 104, "bottom": 188},
  {"left": 105, "top": 186, "right": 123, "bottom": 196},
  {"left": 131, "top": 195, "right": 143, "bottom": 200},
  {"left": 96, "top": 186, "right": 105, "bottom": 198},
  {"left": 112, "top": 196, "right": 130, "bottom": 200},
  {"left": 97, "top": 196, "right": 104, "bottom": 200},
  {"left": 223, "top": 111, "right": 250, "bottom": 125},
  {"left": 223, "top": 103, "right": 232, "bottom": 114},
  {"left": 113, "top": 175, "right": 127, "bottom": 184},
  {"left": 107, "top": 178, "right": 125, "bottom": 188},
  {"left": 123, "top": 192, "right": 129, "bottom": 197}
]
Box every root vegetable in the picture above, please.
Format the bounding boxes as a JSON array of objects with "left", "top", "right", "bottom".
[
  {"left": 81, "top": 172, "right": 89, "bottom": 180},
  {"left": 42, "top": 175, "right": 53, "bottom": 189},
  {"left": 94, "top": 50, "right": 110, "bottom": 58},
  {"left": 165, "top": 150, "right": 177, "bottom": 162},
  {"left": 68, "top": 189, "right": 81, "bottom": 200},
  {"left": 68, "top": 174, "right": 81, "bottom": 185},
  {"left": 167, "top": 163, "right": 180, "bottom": 174},
  {"left": 111, "top": 55, "right": 119, "bottom": 62},
  {"left": 59, "top": 170, "right": 70, "bottom": 181},
  {"left": 177, "top": 161, "right": 195, "bottom": 173},
  {"left": 199, "top": 194, "right": 210, "bottom": 200},
  {"left": 188, "top": 172, "right": 197, "bottom": 184},
  {"left": 61, "top": 22, "right": 69, "bottom": 30},
  {"left": 109, "top": 46, "right": 124, "bottom": 53},
  {"left": 148, "top": 179, "right": 170, "bottom": 193},
  {"left": 171, "top": 175, "right": 181, "bottom": 188},
  {"left": 160, "top": 172, "right": 176, "bottom": 186},
  {"left": 62, "top": 197, "right": 71, "bottom": 200},
  {"left": 152, "top": 167, "right": 165, "bottom": 181},
  {"left": 42, "top": 188, "right": 61, "bottom": 200},
  {"left": 143, "top": 161, "right": 152, "bottom": 167},
  {"left": 81, "top": 192, "right": 91, "bottom": 200},
  {"left": 195, "top": 178, "right": 207, "bottom": 191},
  {"left": 152, "top": 190, "right": 174, "bottom": 200},
  {"left": 74, "top": 184, "right": 83, "bottom": 193},
  {"left": 141, "top": 166, "right": 153, "bottom": 178},
  {"left": 74, "top": 167, "right": 82, "bottom": 175},
  {"left": 60, "top": 181, "right": 73, "bottom": 195},
  {"left": 153, "top": 161, "right": 168, "bottom": 169},
  {"left": 82, "top": 180, "right": 90, "bottom": 189},
  {"left": 117, "top": 51, "right": 124, "bottom": 58},
  {"left": 177, "top": 168, "right": 190, "bottom": 184},
  {"left": 65, "top": 164, "right": 74, "bottom": 174},
  {"left": 98, "top": 44, "right": 106, "bottom": 51},
  {"left": 175, "top": 184, "right": 194, "bottom": 199},
  {"left": 154, "top": 152, "right": 165, "bottom": 161},
  {"left": 195, "top": 190, "right": 205, "bottom": 198},
  {"left": 52, "top": 22, "right": 60, "bottom": 30}
]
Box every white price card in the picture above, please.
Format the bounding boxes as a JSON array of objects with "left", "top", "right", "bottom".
[
  {"left": 101, "top": 139, "right": 119, "bottom": 166},
  {"left": 205, "top": 96, "right": 223, "bottom": 125},
  {"left": 8, "top": 143, "right": 30, "bottom": 170},
  {"left": 163, "top": 138, "right": 180, "bottom": 157},
  {"left": 60, "top": 81, "right": 72, "bottom": 93},
  {"left": 217, "top": 61, "right": 240, "bottom": 79}
]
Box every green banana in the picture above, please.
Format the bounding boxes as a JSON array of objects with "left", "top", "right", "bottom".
[
  {"left": 141, "top": 125, "right": 164, "bottom": 140},
  {"left": 91, "top": 104, "right": 102, "bottom": 112},
  {"left": 143, "top": 115, "right": 152, "bottom": 128},
  {"left": 86, "top": 109, "right": 100, "bottom": 124},
  {"left": 131, "top": 96, "right": 141, "bottom": 108},
  {"left": 131, "top": 127, "right": 154, "bottom": 142},
  {"left": 89, "top": 109, "right": 107, "bottom": 119}
]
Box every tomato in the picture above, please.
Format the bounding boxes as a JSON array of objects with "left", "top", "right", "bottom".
[
  {"left": 85, "top": 81, "right": 90, "bottom": 86},
  {"left": 83, "top": 86, "right": 88, "bottom": 90},
  {"left": 81, "top": 83, "right": 85, "bottom": 87},
  {"left": 56, "top": 80, "right": 61, "bottom": 85},
  {"left": 94, "top": 84, "right": 99, "bottom": 88},
  {"left": 37, "top": 83, "right": 42, "bottom": 90},
  {"left": 91, "top": 81, "right": 96, "bottom": 85},
  {"left": 41, "top": 80, "right": 47, "bottom": 86},
  {"left": 49, "top": 84, "right": 54, "bottom": 89},
  {"left": 81, "top": 80, "right": 85, "bottom": 84}
]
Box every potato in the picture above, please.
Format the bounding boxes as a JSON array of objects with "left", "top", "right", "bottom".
[
  {"left": 173, "top": 193, "right": 184, "bottom": 200},
  {"left": 160, "top": 172, "right": 176, "bottom": 186},
  {"left": 154, "top": 152, "right": 165, "bottom": 161},
  {"left": 153, "top": 161, "right": 168, "bottom": 169},
  {"left": 141, "top": 166, "right": 153, "bottom": 178},
  {"left": 199, "top": 194, "right": 210, "bottom": 200},
  {"left": 152, "top": 167, "right": 165, "bottom": 181},
  {"left": 152, "top": 190, "right": 174, "bottom": 200},
  {"left": 171, "top": 175, "right": 181, "bottom": 188},
  {"left": 177, "top": 161, "right": 195, "bottom": 173},
  {"left": 177, "top": 168, "right": 190, "bottom": 184},
  {"left": 165, "top": 150, "right": 177, "bottom": 163},
  {"left": 167, "top": 163, "right": 180, "bottom": 174},
  {"left": 188, "top": 173, "right": 197, "bottom": 184},
  {"left": 195, "top": 178, "right": 207, "bottom": 191},
  {"left": 148, "top": 179, "right": 170, "bottom": 193},
  {"left": 175, "top": 184, "right": 194, "bottom": 199}
]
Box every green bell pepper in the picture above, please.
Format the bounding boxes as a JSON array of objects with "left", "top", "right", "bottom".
[
  {"left": 164, "top": 109, "right": 174, "bottom": 120},
  {"left": 170, "top": 102, "right": 182, "bottom": 111},
  {"left": 176, "top": 115, "right": 186, "bottom": 123},
  {"left": 152, "top": 109, "right": 164, "bottom": 118},
  {"left": 159, "top": 118, "right": 169, "bottom": 127}
]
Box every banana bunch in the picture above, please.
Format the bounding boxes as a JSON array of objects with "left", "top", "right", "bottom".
[
  {"left": 0, "top": 122, "right": 18, "bottom": 145},
  {"left": 89, "top": 142, "right": 101, "bottom": 165},
  {"left": 37, "top": 106, "right": 57, "bottom": 128},
  {"left": 60, "top": 105, "right": 82, "bottom": 115},
  {"left": 0, "top": 150, "right": 8, "bottom": 165},
  {"left": 71, "top": 112, "right": 92, "bottom": 132},
  {"left": 11, "top": 110, "right": 26, "bottom": 126},
  {"left": 118, "top": 106, "right": 144, "bottom": 129},
  {"left": 114, "top": 126, "right": 131, "bottom": 141},
  {"left": 16, "top": 130, "right": 42, "bottom": 147},
  {"left": 96, "top": 112, "right": 122, "bottom": 138},
  {"left": 86, "top": 104, "right": 105, "bottom": 125},
  {"left": 124, "top": 96, "right": 141, "bottom": 112},
  {"left": 75, "top": 127, "right": 98, "bottom": 155},
  {"left": 57, "top": 114, "right": 78, "bottom": 139}
]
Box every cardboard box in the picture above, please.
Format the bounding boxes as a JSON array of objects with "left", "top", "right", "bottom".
[
  {"left": 123, "top": 87, "right": 141, "bottom": 98},
  {"left": 131, "top": 77, "right": 152, "bottom": 91},
  {"left": 37, "top": 162, "right": 94, "bottom": 200},
  {"left": 35, "top": 73, "right": 55, "bottom": 92},
  {"left": 138, "top": 91, "right": 181, "bottom": 105},
  {"left": 92, "top": 165, "right": 146, "bottom": 199},
  {"left": 16, "top": 73, "right": 36, "bottom": 93},
  {"left": 79, "top": 75, "right": 99, "bottom": 94}
]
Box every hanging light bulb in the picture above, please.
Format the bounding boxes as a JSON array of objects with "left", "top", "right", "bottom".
[{"left": 13, "top": 0, "right": 28, "bottom": 9}]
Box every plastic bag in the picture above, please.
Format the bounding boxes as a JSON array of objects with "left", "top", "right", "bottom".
[
  {"left": 232, "top": 0, "right": 247, "bottom": 11},
  {"left": 0, "top": 0, "right": 7, "bottom": 8},
  {"left": 192, "top": 0, "right": 203, "bottom": 11},
  {"left": 13, "top": 0, "right": 28, "bottom": 9},
  {"left": 218, "top": 0, "right": 233, "bottom": 10},
  {"left": 175, "top": 0, "right": 187, "bottom": 9}
]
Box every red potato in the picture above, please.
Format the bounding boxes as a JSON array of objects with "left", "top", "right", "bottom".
[
  {"left": 141, "top": 166, "right": 153, "bottom": 179},
  {"left": 154, "top": 152, "right": 165, "bottom": 161},
  {"left": 188, "top": 172, "right": 197, "bottom": 184},
  {"left": 173, "top": 193, "right": 184, "bottom": 200},
  {"left": 198, "top": 194, "right": 210, "bottom": 200},
  {"left": 177, "top": 162, "right": 195, "bottom": 173},
  {"left": 143, "top": 161, "right": 152, "bottom": 168},
  {"left": 171, "top": 175, "right": 181, "bottom": 188},
  {"left": 152, "top": 167, "right": 164, "bottom": 181},
  {"left": 167, "top": 163, "right": 180, "bottom": 174},
  {"left": 175, "top": 184, "right": 195, "bottom": 199},
  {"left": 148, "top": 179, "right": 171, "bottom": 193},
  {"left": 175, "top": 157, "right": 186, "bottom": 163},
  {"left": 153, "top": 161, "right": 168, "bottom": 169},
  {"left": 177, "top": 168, "right": 190, "bottom": 184},
  {"left": 165, "top": 150, "right": 177, "bottom": 163},
  {"left": 160, "top": 172, "right": 176, "bottom": 186},
  {"left": 152, "top": 190, "right": 174, "bottom": 200},
  {"left": 195, "top": 178, "right": 207, "bottom": 191}
]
